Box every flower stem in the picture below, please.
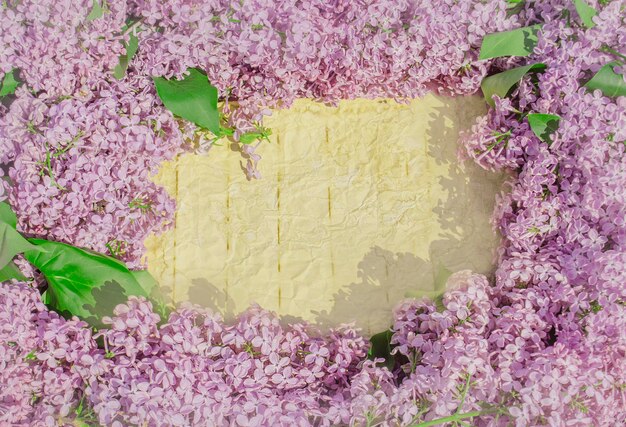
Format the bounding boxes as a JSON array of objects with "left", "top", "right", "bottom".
[
  {"left": 601, "top": 46, "right": 626, "bottom": 63},
  {"left": 410, "top": 407, "right": 502, "bottom": 427},
  {"left": 455, "top": 374, "right": 472, "bottom": 414}
]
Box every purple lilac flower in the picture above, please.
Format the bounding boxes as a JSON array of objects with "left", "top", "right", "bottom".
[{"left": 0, "top": 0, "right": 625, "bottom": 425}]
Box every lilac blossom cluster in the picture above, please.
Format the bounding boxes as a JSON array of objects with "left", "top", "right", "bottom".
[
  {"left": 458, "top": 0, "right": 626, "bottom": 424},
  {"left": 1, "top": 0, "right": 518, "bottom": 264},
  {"left": 0, "top": 281, "right": 105, "bottom": 426},
  {"left": 4, "top": 271, "right": 621, "bottom": 425},
  {"left": 1, "top": 0, "right": 625, "bottom": 426},
  {"left": 128, "top": 0, "right": 519, "bottom": 174},
  {"left": 127, "top": 0, "right": 518, "bottom": 124},
  {"left": 0, "top": 282, "right": 413, "bottom": 426},
  {"left": 0, "top": 0, "right": 186, "bottom": 267},
  {"left": 1, "top": 79, "right": 184, "bottom": 267}
]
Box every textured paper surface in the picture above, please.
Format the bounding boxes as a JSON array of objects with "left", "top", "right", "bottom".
[{"left": 145, "top": 95, "right": 504, "bottom": 334}]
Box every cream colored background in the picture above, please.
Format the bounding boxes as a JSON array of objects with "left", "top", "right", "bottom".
[{"left": 145, "top": 95, "right": 503, "bottom": 334}]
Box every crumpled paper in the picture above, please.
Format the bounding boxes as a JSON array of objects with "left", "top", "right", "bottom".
[{"left": 144, "top": 95, "right": 504, "bottom": 334}]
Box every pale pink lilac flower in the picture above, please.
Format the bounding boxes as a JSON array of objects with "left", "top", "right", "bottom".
[{"left": 0, "top": 0, "right": 625, "bottom": 425}]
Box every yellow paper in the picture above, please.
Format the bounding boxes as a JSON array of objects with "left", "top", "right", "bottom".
[{"left": 145, "top": 95, "right": 504, "bottom": 334}]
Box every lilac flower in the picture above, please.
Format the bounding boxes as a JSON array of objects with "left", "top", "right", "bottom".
[{"left": 1, "top": 0, "right": 626, "bottom": 425}]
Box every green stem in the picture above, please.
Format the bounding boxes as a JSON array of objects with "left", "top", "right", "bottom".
[
  {"left": 455, "top": 374, "right": 472, "bottom": 414},
  {"left": 410, "top": 408, "right": 502, "bottom": 427},
  {"left": 601, "top": 46, "right": 626, "bottom": 63},
  {"left": 123, "top": 17, "right": 144, "bottom": 35}
]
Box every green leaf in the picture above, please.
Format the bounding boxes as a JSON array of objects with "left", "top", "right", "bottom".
[
  {"left": 113, "top": 33, "right": 139, "bottom": 80},
  {"left": 573, "top": 0, "right": 598, "bottom": 28},
  {"left": 0, "top": 69, "right": 20, "bottom": 97},
  {"left": 527, "top": 113, "right": 561, "bottom": 144},
  {"left": 479, "top": 24, "right": 542, "bottom": 60},
  {"left": 0, "top": 201, "right": 44, "bottom": 271},
  {"left": 0, "top": 202, "right": 17, "bottom": 228},
  {"left": 41, "top": 289, "right": 51, "bottom": 305},
  {"left": 120, "top": 16, "right": 142, "bottom": 33},
  {"left": 86, "top": 0, "right": 105, "bottom": 21},
  {"left": 131, "top": 269, "right": 170, "bottom": 320},
  {"left": 239, "top": 130, "right": 272, "bottom": 144},
  {"left": 239, "top": 132, "right": 263, "bottom": 144},
  {"left": 23, "top": 239, "right": 150, "bottom": 328},
  {"left": 368, "top": 329, "right": 395, "bottom": 371},
  {"left": 131, "top": 269, "right": 159, "bottom": 296},
  {"left": 0, "top": 224, "right": 41, "bottom": 271},
  {"left": 433, "top": 263, "right": 452, "bottom": 291},
  {"left": 0, "top": 261, "right": 27, "bottom": 282},
  {"left": 506, "top": 0, "right": 526, "bottom": 17},
  {"left": 585, "top": 61, "right": 626, "bottom": 98},
  {"left": 0, "top": 224, "right": 40, "bottom": 270},
  {"left": 481, "top": 62, "right": 547, "bottom": 106},
  {"left": 153, "top": 68, "right": 220, "bottom": 134}
]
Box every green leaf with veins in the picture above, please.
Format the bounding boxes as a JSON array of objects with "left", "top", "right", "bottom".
[
  {"left": 479, "top": 25, "right": 542, "bottom": 60},
  {"left": 528, "top": 113, "right": 561, "bottom": 144},
  {"left": 481, "top": 63, "right": 547, "bottom": 106},
  {"left": 585, "top": 61, "right": 626, "bottom": 98},
  {"left": 153, "top": 68, "right": 220, "bottom": 134},
  {"left": 573, "top": 0, "right": 598, "bottom": 28},
  {"left": 23, "top": 239, "right": 150, "bottom": 328}
]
